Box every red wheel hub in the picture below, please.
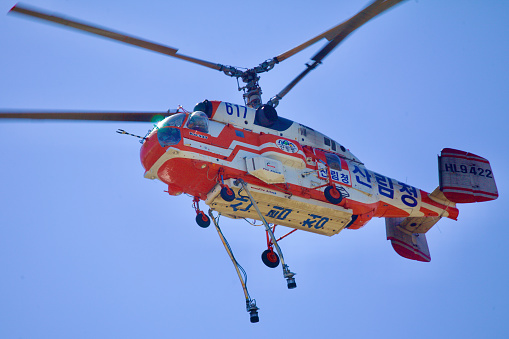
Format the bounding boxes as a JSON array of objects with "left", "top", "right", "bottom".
[
  {"left": 330, "top": 188, "right": 340, "bottom": 199},
  {"left": 267, "top": 251, "right": 278, "bottom": 263}
]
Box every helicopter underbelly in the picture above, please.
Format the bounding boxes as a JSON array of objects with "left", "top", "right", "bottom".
[{"left": 206, "top": 179, "right": 353, "bottom": 236}]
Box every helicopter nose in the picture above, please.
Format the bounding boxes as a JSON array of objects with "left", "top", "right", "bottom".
[{"left": 140, "top": 132, "right": 165, "bottom": 172}]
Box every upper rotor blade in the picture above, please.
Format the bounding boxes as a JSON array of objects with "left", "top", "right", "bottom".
[
  {"left": 271, "top": 0, "right": 406, "bottom": 105},
  {"left": 9, "top": 4, "right": 223, "bottom": 71},
  {"left": 311, "top": 0, "right": 405, "bottom": 63},
  {"left": 0, "top": 111, "right": 170, "bottom": 122},
  {"left": 275, "top": 0, "right": 405, "bottom": 63}
]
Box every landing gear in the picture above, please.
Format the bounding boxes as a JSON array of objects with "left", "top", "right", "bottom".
[
  {"left": 195, "top": 212, "right": 210, "bottom": 228},
  {"left": 193, "top": 197, "right": 210, "bottom": 228},
  {"left": 235, "top": 178, "right": 297, "bottom": 290},
  {"left": 220, "top": 186, "right": 235, "bottom": 202},
  {"left": 218, "top": 167, "right": 236, "bottom": 202},
  {"left": 194, "top": 179, "right": 300, "bottom": 323},
  {"left": 262, "top": 224, "right": 298, "bottom": 288},
  {"left": 324, "top": 185, "right": 342, "bottom": 204},
  {"left": 261, "top": 249, "right": 279, "bottom": 268}
]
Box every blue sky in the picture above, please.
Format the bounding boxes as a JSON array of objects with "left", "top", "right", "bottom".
[{"left": 1, "top": 0, "right": 508, "bottom": 337}]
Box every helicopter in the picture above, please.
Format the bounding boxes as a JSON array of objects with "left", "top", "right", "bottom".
[{"left": 0, "top": 1, "right": 499, "bottom": 323}]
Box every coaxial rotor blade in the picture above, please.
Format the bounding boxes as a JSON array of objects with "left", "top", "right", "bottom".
[
  {"left": 270, "top": 0, "right": 406, "bottom": 106},
  {"left": 0, "top": 111, "right": 171, "bottom": 122},
  {"left": 275, "top": 22, "right": 346, "bottom": 63},
  {"left": 275, "top": 0, "right": 405, "bottom": 63},
  {"left": 9, "top": 4, "right": 223, "bottom": 71},
  {"left": 311, "top": 0, "right": 405, "bottom": 63},
  {"left": 270, "top": 61, "right": 320, "bottom": 106}
]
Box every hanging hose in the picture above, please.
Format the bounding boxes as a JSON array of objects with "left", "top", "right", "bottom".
[{"left": 208, "top": 209, "right": 259, "bottom": 323}]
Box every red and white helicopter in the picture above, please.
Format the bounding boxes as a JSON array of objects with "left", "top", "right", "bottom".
[{"left": 1, "top": 1, "right": 498, "bottom": 323}]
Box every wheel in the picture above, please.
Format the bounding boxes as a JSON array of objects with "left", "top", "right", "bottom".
[
  {"left": 195, "top": 212, "right": 210, "bottom": 228},
  {"left": 261, "top": 249, "right": 280, "bottom": 268},
  {"left": 324, "top": 185, "right": 342, "bottom": 204},
  {"left": 220, "top": 186, "right": 235, "bottom": 202}
]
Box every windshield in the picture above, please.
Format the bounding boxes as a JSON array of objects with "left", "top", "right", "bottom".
[
  {"left": 186, "top": 111, "right": 209, "bottom": 133},
  {"left": 157, "top": 127, "right": 181, "bottom": 147},
  {"left": 157, "top": 113, "right": 186, "bottom": 129}
]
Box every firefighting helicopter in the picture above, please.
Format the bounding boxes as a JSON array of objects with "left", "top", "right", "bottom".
[{"left": 0, "top": 1, "right": 499, "bottom": 323}]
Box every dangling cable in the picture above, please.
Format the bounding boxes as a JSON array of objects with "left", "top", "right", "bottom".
[{"left": 208, "top": 209, "right": 259, "bottom": 323}]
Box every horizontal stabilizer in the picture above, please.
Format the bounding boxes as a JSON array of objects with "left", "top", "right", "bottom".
[
  {"left": 439, "top": 148, "right": 498, "bottom": 203},
  {"left": 399, "top": 215, "right": 441, "bottom": 234},
  {"left": 386, "top": 217, "right": 431, "bottom": 262}
]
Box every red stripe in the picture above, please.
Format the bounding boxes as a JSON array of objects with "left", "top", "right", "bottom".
[
  {"left": 419, "top": 189, "right": 459, "bottom": 220},
  {"left": 441, "top": 148, "right": 489, "bottom": 164},
  {"left": 443, "top": 186, "right": 498, "bottom": 196},
  {"left": 419, "top": 206, "right": 439, "bottom": 217},
  {"left": 442, "top": 154, "right": 490, "bottom": 164},
  {"left": 208, "top": 100, "right": 222, "bottom": 119},
  {"left": 420, "top": 189, "right": 449, "bottom": 209},
  {"left": 389, "top": 237, "right": 431, "bottom": 262}
]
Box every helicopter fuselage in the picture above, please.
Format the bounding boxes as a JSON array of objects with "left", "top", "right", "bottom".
[{"left": 140, "top": 100, "right": 458, "bottom": 236}]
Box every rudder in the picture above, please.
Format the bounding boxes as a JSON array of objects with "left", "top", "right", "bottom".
[{"left": 439, "top": 148, "right": 498, "bottom": 203}]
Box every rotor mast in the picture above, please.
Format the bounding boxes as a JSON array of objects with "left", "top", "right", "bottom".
[
  {"left": 219, "top": 59, "right": 277, "bottom": 109},
  {"left": 239, "top": 69, "right": 263, "bottom": 109}
]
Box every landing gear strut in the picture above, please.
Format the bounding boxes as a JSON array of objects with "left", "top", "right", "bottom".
[
  {"left": 261, "top": 225, "right": 297, "bottom": 269},
  {"left": 220, "top": 186, "right": 235, "bottom": 202},
  {"left": 193, "top": 197, "right": 210, "bottom": 228},
  {"left": 195, "top": 180, "right": 299, "bottom": 322},
  {"left": 218, "top": 168, "right": 236, "bottom": 202}
]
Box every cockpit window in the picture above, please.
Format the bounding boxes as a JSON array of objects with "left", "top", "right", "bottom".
[
  {"left": 158, "top": 113, "right": 186, "bottom": 129},
  {"left": 157, "top": 127, "right": 181, "bottom": 147},
  {"left": 325, "top": 152, "right": 341, "bottom": 171},
  {"left": 186, "top": 111, "right": 209, "bottom": 133}
]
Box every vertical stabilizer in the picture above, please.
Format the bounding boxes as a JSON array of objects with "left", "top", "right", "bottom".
[
  {"left": 439, "top": 148, "right": 498, "bottom": 203},
  {"left": 386, "top": 217, "right": 431, "bottom": 262}
]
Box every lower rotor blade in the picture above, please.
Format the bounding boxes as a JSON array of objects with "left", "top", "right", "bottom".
[
  {"left": 273, "top": 61, "right": 320, "bottom": 104},
  {"left": 0, "top": 111, "right": 170, "bottom": 122}
]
